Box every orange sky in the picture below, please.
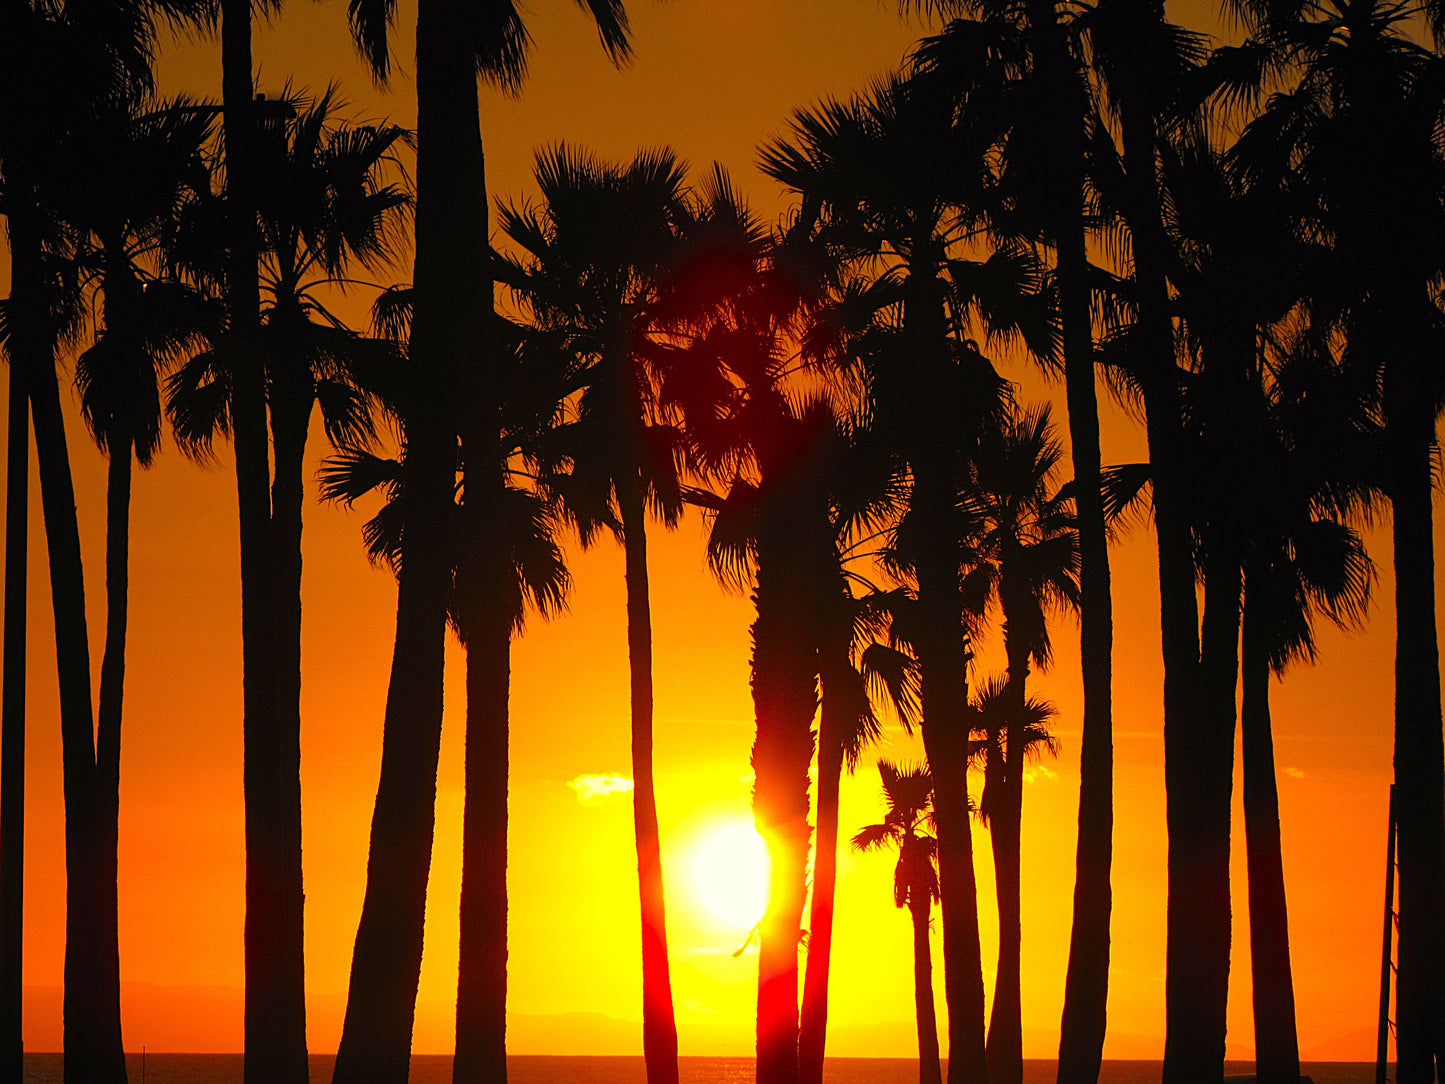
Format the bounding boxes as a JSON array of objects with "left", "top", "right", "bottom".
[{"left": 0, "top": 0, "right": 1421, "bottom": 1061}]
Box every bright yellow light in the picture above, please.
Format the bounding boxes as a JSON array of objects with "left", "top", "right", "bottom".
[{"left": 692, "top": 822, "right": 770, "bottom": 930}]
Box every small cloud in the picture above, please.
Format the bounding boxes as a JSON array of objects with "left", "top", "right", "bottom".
[
  {"left": 567, "top": 773, "right": 634, "bottom": 804},
  {"left": 1023, "top": 764, "right": 1059, "bottom": 785},
  {"left": 1284, "top": 766, "right": 1307, "bottom": 779}
]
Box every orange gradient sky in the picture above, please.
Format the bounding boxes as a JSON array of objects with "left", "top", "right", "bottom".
[{"left": 0, "top": 0, "right": 1422, "bottom": 1061}]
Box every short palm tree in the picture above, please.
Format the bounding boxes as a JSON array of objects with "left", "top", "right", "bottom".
[
  {"left": 854, "top": 760, "right": 944, "bottom": 1084},
  {"left": 964, "top": 403, "right": 1077, "bottom": 1084}
]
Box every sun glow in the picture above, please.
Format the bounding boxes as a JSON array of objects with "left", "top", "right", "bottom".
[{"left": 692, "top": 822, "right": 770, "bottom": 930}]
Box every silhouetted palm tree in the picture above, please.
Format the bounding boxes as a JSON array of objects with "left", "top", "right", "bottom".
[
  {"left": 61, "top": 95, "right": 217, "bottom": 1084},
  {"left": 0, "top": 4, "right": 198, "bottom": 1077},
  {"left": 913, "top": 8, "right": 1117, "bottom": 1076},
  {"left": 1079, "top": 6, "right": 1238, "bottom": 1076},
  {"left": 962, "top": 404, "right": 1077, "bottom": 1084},
  {"left": 1226, "top": 1, "right": 1445, "bottom": 1072},
  {"left": 853, "top": 760, "right": 944, "bottom": 1084},
  {"left": 762, "top": 71, "right": 1035, "bottom": 1084},
  {"left": 164, "top": 97, "right": 405, "bottom": 1079},
  {"left": 320, "top": 305, "right": 575, "bottom": 1084},
  {"left": 331, "top": 2, "right": 631, "bottom": 1078},
  {"left": 495, "top": 144, "right": 697, "bottom": 1084},
  {"left": 165, "top": 98, "right": 407, "bottom": 1066}
]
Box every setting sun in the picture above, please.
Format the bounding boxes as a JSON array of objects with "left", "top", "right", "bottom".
[{"left": 692, "top": 823, "right": 770, "bottom": 930}]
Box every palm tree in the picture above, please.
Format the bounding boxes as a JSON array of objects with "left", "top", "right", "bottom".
[
  {"left": 63, "top": 95, "right": 217, "bottom": 1084},
  {"left": 761, "top": 71, "right": 1031, "bottom": 1084},
  {"left": 164, "top": 94, "right": 406, "bottom": 1080},
  {"left": 209, "top": 0, "right": 307, "bottom": 1066},
  {"left": 1077, "top": 6, "right": 1237, "bottom": 1077},
  {"left": 853, "top": 760, "right": 944, "bottom": 1084},
  {"left": 962, "top": 404, "right": 1077, "bottom": 1084},
  {"left": 0, "top": 4, "right": 196, "bottom": 1077},
  {"left": 320, "top": 307, "right": 575, "bottom": 1084},
  {"left": 495, "top": 143, "right": 698, "bottom": 1084},
  {"left": 913, "top": 9, "right": 1118, "bottom": 1076},
  {"left": 1226, "top": 1, "right": 1445, "bottom": 1072},
  {"left": 331, "top": 3, "right": 632, "bottom": 1078}
]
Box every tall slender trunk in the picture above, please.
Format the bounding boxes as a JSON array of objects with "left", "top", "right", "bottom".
[
  {"left": 332, "top": 0, "right": 482, "bottom": 1073},
  {"left": 268, "top": 381, "right": 310, "bottom": 1082},
  {"left": 1181, "top": 547, "right": 1240, "bottom": 1081},
  {"left": 986, "top": 589, "right": 1027, "bottom": 1084},
  {"left": 911, "top": 893, "right": 944, "bottom": 1084},
  {"left": 798, "top": 588, "right": 850, "bottom": 1084},
  {"left": 90, "top": 433, "right": 133, "bottom": 1084},
  {"left": 1032, "top": 1, "right": 1116, "bottom": 1074},
  {"left": 453, "top": 590, "right": 510, "bottom": 1083},
  {"left": 220, "top": 2, "right": 306, "bottom": 1078},
  {"left": 1112, "top": 48, "right": 1212, "bottom": 1084},
  {"left": 0, "top": 319, "right": 29, "bottom": 1083},
  {"left": 619, "top": 474, "right": 680, "bottom": 1084},
  {"left": 1384, "top": 376, "right": 1445, "bottom": 1084},
  {"left": 12, "top": 178, "right": 125, "bottom": 1082},
  {"left": 907, "top": 265, "right": 988, "bottom": 1084},
  {"left": 751, "top": 511, "right": 818, "bottom": 1084},
  {"left": 1240, "top": 580, "right": 1300, "bottom": 1084}
]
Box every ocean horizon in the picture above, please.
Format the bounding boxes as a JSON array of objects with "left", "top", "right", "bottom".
[{"left": 19, "top": 1055, "right": 1384, "bottom": 1083}]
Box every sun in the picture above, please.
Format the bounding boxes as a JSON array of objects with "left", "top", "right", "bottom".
[{"left": 692, "top": 822, "right": 770, "bottom": 930}]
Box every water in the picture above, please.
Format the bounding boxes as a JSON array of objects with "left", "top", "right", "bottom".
[{"left": 19, "top": 1055, "right": 1380, "bottom": 1084}]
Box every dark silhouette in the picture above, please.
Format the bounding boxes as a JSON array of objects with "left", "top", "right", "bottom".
[
  {"left": 0, "top": 4, "right": 195, "bottom": 1078},
  {"left": 213, "top": 0, "right": 309, "bottom": 1072},
  {"left": 963, "top": 405, "right": 1077, "bottom": 1084},
  {"left": 853, "top": 761, "right": 943, "bottom": 1084},
  {"left": 330, "top": 3, "right": 630, "bottom": 1080},
  {"left": 762, "top": 72, "right": 1030, "bottom": 1084},
  {"left": 497, "top": 144, "right": 697, "bottom": 1084}
]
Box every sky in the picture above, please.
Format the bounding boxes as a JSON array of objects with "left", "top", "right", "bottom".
[{"left": 0, "top": 0, "right": 1424, "bottom": 1062}]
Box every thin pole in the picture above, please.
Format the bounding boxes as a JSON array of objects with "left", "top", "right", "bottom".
[{"left": 1377, "top": 783, "right": 1398, "bottom": 1084}]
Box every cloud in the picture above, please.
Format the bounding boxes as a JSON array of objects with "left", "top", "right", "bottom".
[
  {"left": 567, "top": 773, "right": 635, "bottom": 804},
  {"left": 1283, "top": 766, "right": 1307, "bottom": 779},
  {"left": 1023, "top": 764, "right": 1059, "bottom": 785}
]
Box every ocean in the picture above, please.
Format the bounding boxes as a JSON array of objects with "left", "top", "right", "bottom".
[{"left": 18, "top": 1056, "right": 1382, "bottom": 1084}]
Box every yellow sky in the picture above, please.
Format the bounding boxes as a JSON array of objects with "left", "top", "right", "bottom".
[{"left": 0, "top": 0, "right": 1422, "bottom": 1061}]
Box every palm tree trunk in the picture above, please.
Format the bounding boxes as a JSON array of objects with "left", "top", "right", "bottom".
[
  {"left": 331, "top": 0, "right": 481, "bottom": 1073},
  {"left": 1112, "top": 49, "right": 1213, "bottom": 1084},
  {"left": 1384, "top": 379, "right": 1445, "bottom": 1084},
  {"left": 1181, "top": 546, "right": 1240, "bottom": 1081},
  {"left": 911, "top": 894, "right": 944, "bottom": 1084},
  {"left": 453, "top": 594, "right": 510, "bottom": 1083},
  {"left": 751, "top": 517, "right": 818, "bottom": 1084},
  {"left": 618, "top": 475, "right": 681, "bottom": 1084},
  {"left": 269, "top": 386, "right": 310, "bottom": 1080},
  {"left": 907, "top": 271, "right": 988, "bottom": 1084},
  {"left": 986, "top": 594, "right": 1027, "bottom": 1084},
  {"left": 798, "top": 607, "right": 850, "bottom": 1084},
  {"left": 90, "top": 432, "right": 134, "bottom": 1084},
  {"left": 1240, "top": 578, "right": 1300, "bottom": 1084},
  {"left": 0, "top": 333, "right": 29, "bottom": 1083},
  {"left": 220, "top": 2, "right": 306, "bottom": 1078},
  {"left": 14, "top": 183, "right": 125, "bottom": 1082},
  {"left": 1030, "top": 2, "right": 1115, "bottom": 1074}
]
